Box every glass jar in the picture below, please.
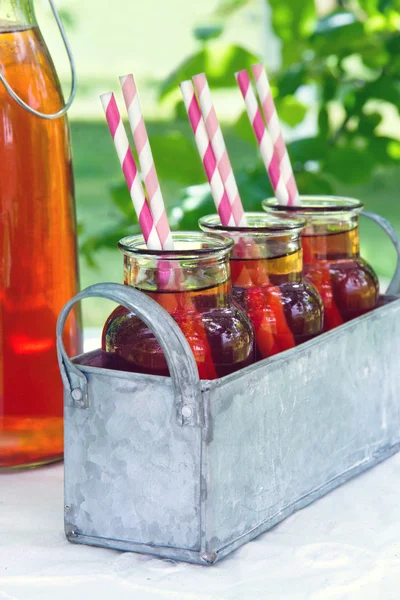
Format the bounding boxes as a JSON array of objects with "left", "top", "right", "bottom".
[
  {"left": 102, "top": 233, "right": 255, "bottom": 379},
  {"left": 263, "top": 197, "right": 379, "bottom": 331},
  {"left": 199, "top": 213, "right": 324, "bottom": 361},
  {"left": 0, "top": 1, "right": 81, "bottom": 470}
]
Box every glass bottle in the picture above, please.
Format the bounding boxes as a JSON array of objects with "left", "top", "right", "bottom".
[
  {"left": 263, "top": 197, "right": 379, "bottom": 331},
  {"left": 199, "top": 213, "right": 324, "bottom": 361},
  {"left": 0, "top": 0, "right": 82, "bottom": 469},
  {"left": 102, "top": 233, "right": 255, "bottom": 379}
]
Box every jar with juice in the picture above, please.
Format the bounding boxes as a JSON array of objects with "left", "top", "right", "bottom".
[
  {"left": 263, "top": 197, "right": 379, "bottom": 331},
  {"left": 199, "top": 213, "right": 324, "bottom": 361},
  {"left": 0, "top": 0, "right": 81, "bottom": 469},
  {"left": 102, "top": 233, "right": 255, "bottom": 379}
]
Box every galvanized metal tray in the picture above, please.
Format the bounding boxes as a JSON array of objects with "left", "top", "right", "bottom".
[{"left": 57, "top": 212, "right": 400, "bottom": 565}]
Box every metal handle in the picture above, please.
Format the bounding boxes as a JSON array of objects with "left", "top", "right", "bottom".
[
  {"left": 56, "top": 283, "right": 203, "bottom": 427},
  {"left": 0, "top": 0, "right": 76, "bottom": 120},
  {"left": 362, "top": 211, "right": 400, "bottom": 297}
]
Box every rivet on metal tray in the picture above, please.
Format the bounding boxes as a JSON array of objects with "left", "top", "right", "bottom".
[
  {"left": 181, "top": 405, "right": 193, "bottom": 419},
  {"left": 200, "top": 552, "right": 217, "bottom": 564},
  {"left": 66, "top": 530, "right": 77, "bottom": 539},
  {"left": 71, "top": 388, "right": 83, "bottom": 402},
  {"left": 64, "top": 505, "right": 71, "bottom": 511}
]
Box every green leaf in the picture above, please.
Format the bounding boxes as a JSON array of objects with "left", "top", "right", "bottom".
[
  {"left": 80, "top": 219, "right": 139, "bottom": 267},
  {"left": 269, "top": 0, "right": 316, "bottom": 67},
  {"left": 295, "top": 171, "right": 334, "bottom": 195},
  {"left": 367, "top": 136, "right": 400, "bottom": 165},
  {"left": 318, "top": 106, "right": 330, "bottom": 138},
  {"left": 358, "top": 0, "right": 380, "bottom": 14},
  {"left": 159, "top": 43, "right": 259, "bottom": 101},
  {"left": 159, "top": 50, "right": 207, "bottom": 101},
  {"left": 358, "top": 112, "right": 382, "bottom": 135},
  {"left": 322, "top": 75, "right": 338, "bottom": 103},
  {"left": 149, "top": 130, "right": 206, "bottom": 185},
  {"left": 110, "top": 183, "right": 136, "bottom": 221},
  {"left": 276, "top": 63, "right": 307, "bottom": 98},
  {"left": 287, "top": 137, "right": 329, "bottom": 164},
  {"left": 311, "top": 11, "right": 366, "bottom": 56},
  {"left": 234, "top": 110, "right": 258, "bottom": 145},
  {"left": 275, "top": 96, "right": 308, "bottom": 127},
  {"left": 59, "top": 9, "right": 76, "bottom": 30},
  {"left": 194, "top": 24, "right": 224, "bottom": 42},
  {"left": 324, "top": 146, "right": 376, "bottom": 184},
  {"left": 357, "top": 77, "right": 400, "bottom": 110}
]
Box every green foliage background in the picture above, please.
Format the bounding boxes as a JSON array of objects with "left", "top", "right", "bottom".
[{"left": 75, "top": 0, "right": 400, "bottom": 325}]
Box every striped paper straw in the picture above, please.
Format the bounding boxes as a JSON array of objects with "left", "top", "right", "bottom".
[
  {"left": 252, "top": 64, "right": 299, "bottom": 206},
  {"left": 100, "top": 92, "right": 161, "bottom": 250},
  {"left": 192, "top": 73, "right": 247, "bottom": 226},
  {"left": 180, "top": 80, "right": 235, "bottom": 227},
  {"left": 235, "top": 70, "right": 289, "bottom": 205},
  {"left": 119, "top": 74, "right": 174, "bottom": 249}
]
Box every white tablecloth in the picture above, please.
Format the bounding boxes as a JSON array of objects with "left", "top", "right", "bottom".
[{"left": 2, "top": 453, "right": 400, "bottom": 600}]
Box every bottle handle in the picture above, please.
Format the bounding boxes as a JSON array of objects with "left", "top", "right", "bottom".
[
  {"left": 362, "top": 211, "right": 400, "bottom": 297},
  {"left": 56, "top": 283, "right": 203, "bottom": 428},
  {"left": 0, "top": 0, "right": 76, "bottom": 120}
]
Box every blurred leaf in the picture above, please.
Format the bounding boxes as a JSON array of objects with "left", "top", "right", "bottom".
[
  {"left": 311, "top": 11, "right": 366, "bottom": 56},
  {"left": 367, "top": 136, "right": 400, "bottom": 165},
  {"left": 324, "top": 146, "right": 375, "bottom": 184},
  {"left": 322, "top": 75, "right": 338, "bottom": 103},
  {"left": 358, "top": 0, "right": 381, "bottom": 14},
  {"left": 110, "top": 184, "right": 135, "bottom": 220},
  {"left": 150, "top": 130, "right": 206, "bottom": 185},
  {"left": 361, "top": 44, "right": 389, "bottom": 70},
  {"left": 234, "top": 110, "right": 258, "bottom": 145},
  {"left": 295, "top": 171, "right": 334, "bottom": 195},
  {"left": 318, "top": 106, "right": 330, "bottom": 138},
  {"left": 159, "top": 43, "right": 259, "bottom": 101},
  {"left": 275, "top": 95, "right": 308, "bottom": 127},
  {"left": 194, "top": 24, "right": 224, "bottom": 42},
  {"left": 214, "top": 0, "right": 253, "bottom": 18},
  {"left": 236, "top": 164, "right": 274, "bottom": 206},
  {"left": 58, "top": 9, "right": 76, "bottom": 30},
  {"left": 159, "top": 50, "right": 206, "bottom": 101},
  {"left": 80, "top": 219, "right": 139, "bottom": 267},
  {"left": 357, "top": 77, "right": 400, "bottom": 109},
  {"left": 268, "top": 0, "right": 316, "bottom": 67},
  {"left": 378, "top": 0, "right": 394, "bottom": 11},
  {"left": 358, "top": 111, "right": 382, "bottom": 135},
  {"left": 288, "top": 137, "right": 329, "bottom": 164},
  {"left": 386, "top": 33, "right": 400, "bottom": 55},
  {"left": 387, "top": 139, "right": 400, "bottom": 159},
  {"left": 276, "top": 63, "right": 307, "bottom": 98}
]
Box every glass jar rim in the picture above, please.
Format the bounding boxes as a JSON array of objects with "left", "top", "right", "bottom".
[
  {"left": 118, "top": 231, "right": 234, "bottom": 259},
  {"left": 263, "top": 195, "right": 364, "bottom": 214},
  {"left": 199, "top": 212, "right": 306, "bottom": 234}
]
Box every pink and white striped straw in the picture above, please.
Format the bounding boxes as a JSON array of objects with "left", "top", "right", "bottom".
[
  {"left": 100, "top": 92, "right": 161, "bottom": 250},
  {"left": 251, "top": 64, "right": 299, "bottom": 206},
  {"left": 235, "top": 70, "right": 290, "bottom": 206},
  {"left": 180, "top": 80, "right": 235, "bottom": 227},
  {"left": 192, "top": 73, "right": 247, "bottom": 226},
  {"left": 119, "top": 74, "right": 174, "bottom": 249}
]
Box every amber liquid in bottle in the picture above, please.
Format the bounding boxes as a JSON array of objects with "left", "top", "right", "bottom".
[
  {"left": 302, "top": 227, "right": 379, "bottom": 330},
  {"left": 0, "top": 27, "right": 82, "bottom": 469},
  {"left": 103, "top": 280, "right": 255, "bottom": 380},
  {"left": 230, "top": 250, "right": 323, "bottom": 360}
]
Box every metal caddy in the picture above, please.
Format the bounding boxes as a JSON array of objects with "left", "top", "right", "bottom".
[{"left": 57, "top": 212, "right": 400, "bottom": 565}]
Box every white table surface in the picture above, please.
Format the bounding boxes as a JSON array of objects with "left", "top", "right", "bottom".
[{"left": 2, "top": 453, "right": 400, "bottom": 600}]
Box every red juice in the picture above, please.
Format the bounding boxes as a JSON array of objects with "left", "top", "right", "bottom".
[{"left": 102, "top": 233, "right": 255, "bottom": 380}]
